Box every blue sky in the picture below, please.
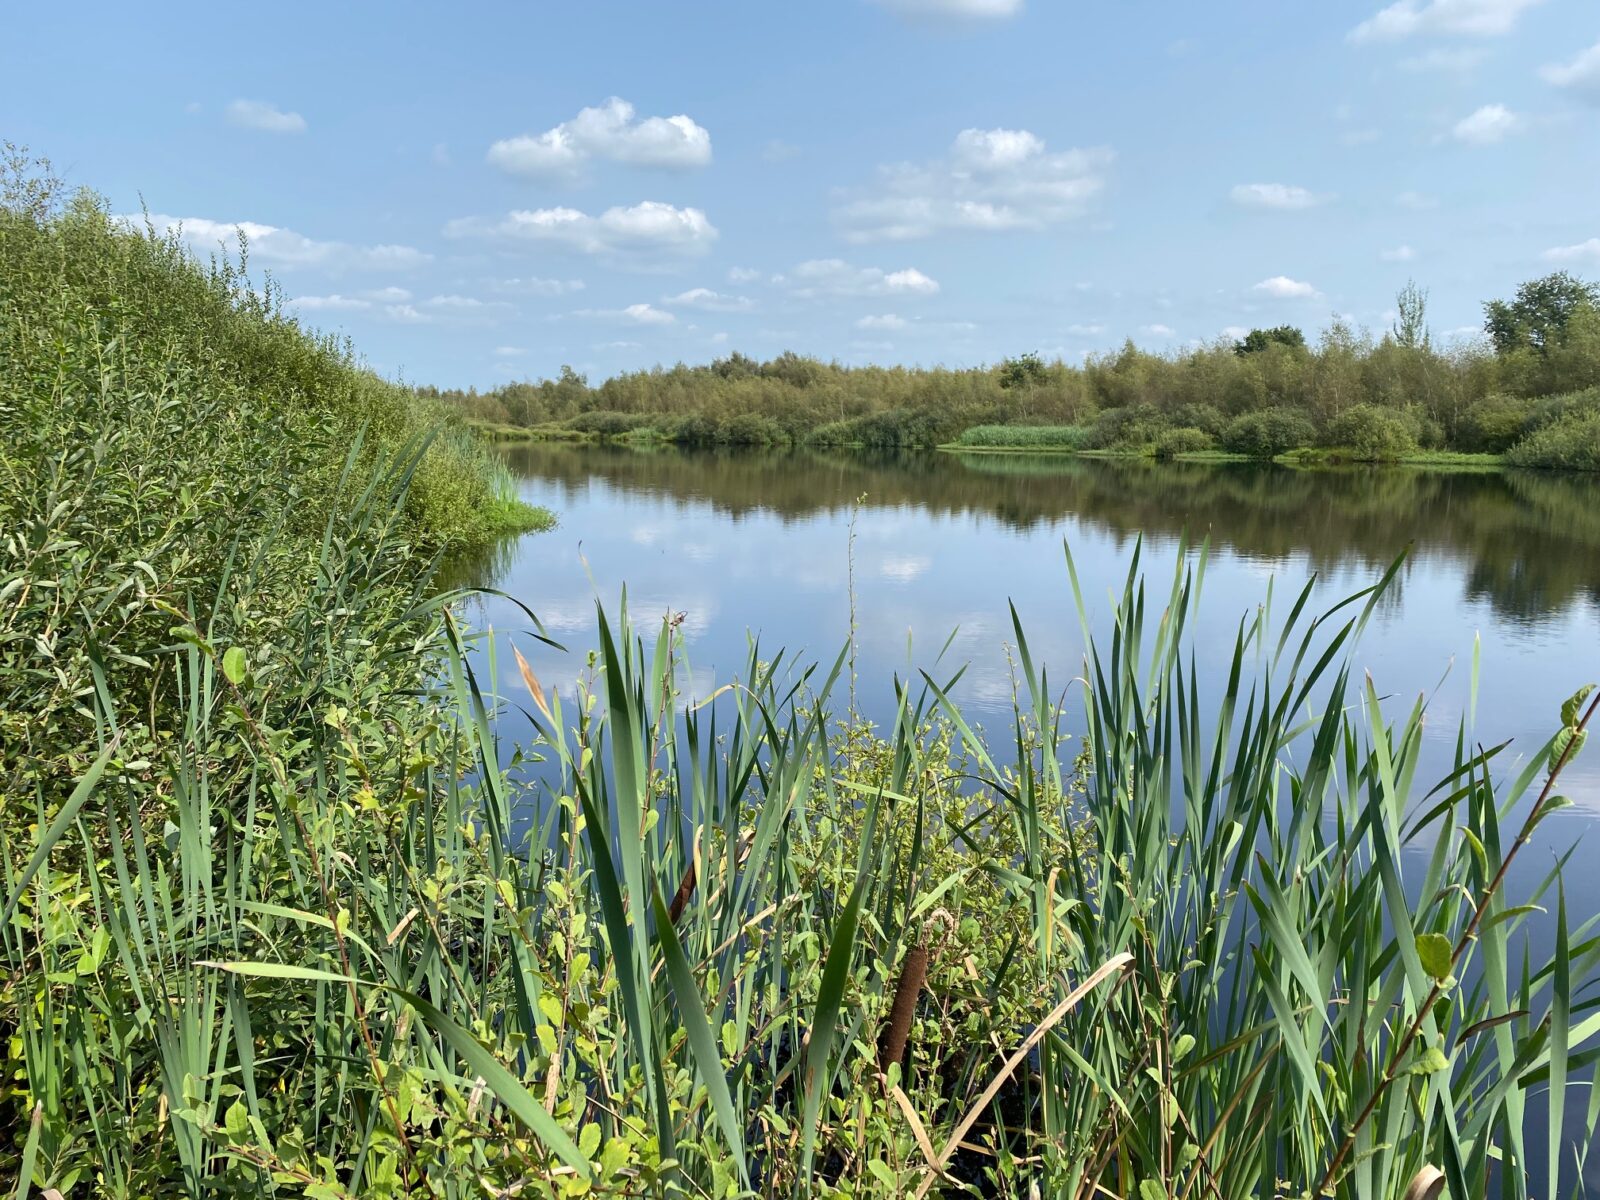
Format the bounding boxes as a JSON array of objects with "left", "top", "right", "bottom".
[{"left": 5, "top": 0, "right": 1598, "bottom": 387}]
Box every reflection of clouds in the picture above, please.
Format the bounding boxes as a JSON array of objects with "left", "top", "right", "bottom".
[
  {"left": 632, "top": 525, "right": 663, "bottom": 546},
  {"left": 880, "top": 553, "right": 931, "bottom": 583},
  {"left": 680, "top": 541, "right": 715, "bottom": 563}
]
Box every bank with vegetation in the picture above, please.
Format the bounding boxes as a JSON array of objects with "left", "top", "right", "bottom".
[
  {"left": 432, "top": 275, "right": 1600, "bottom": 471},
  {"left": 6, "top": 148, "right": 1600, "bottom": 1199}
]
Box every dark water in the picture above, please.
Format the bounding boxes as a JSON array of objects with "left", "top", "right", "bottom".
[{"left": 456, "top": 442, "right": 1600, "bottom": 1183}]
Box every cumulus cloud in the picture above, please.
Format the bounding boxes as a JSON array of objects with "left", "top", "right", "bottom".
[
  {"left": 488, "top": 276, "right": 585, "bottom": 297},
  {"left": 385, "top": 305, "right": 429, "bottom": 324},
  {"left": 1141, "top": 323, "right": 1177, "bottom": 337},
  {"left": 1066, "top": 322, "right": 1106, "bottom": 335},
  {"left": 486, "top": 97, "right": 711, "bottom": 178},
  {"left": 856, "top": 313, "right": 908, "bottom": 330},
  {"left": 780, "top": 259, "right": 940, "bottom": 298},
  {"left": 225, "top": 99, "right": 306, "bottom": 134},
  {"left": 1541, "top": 41, "right": 1600, "bottom": 100},
  {"left": 444, "top": 202, "right": 717, "bottom": 260},
  {"left": 1350, "top": 0, "right": 1542, "bottom": 42},
  {"left": 1230, "top": 182, "right": 1326, "bottom": 209},
  {"left": 663, "top": 287, "right": 754, "bottom": 312},
  {"left": 726, "top": 266, "right": 761, "bottom": 284},
  {"left": 834, "top": 127, "right": 1110, "bottom": 242},
  {"left": 1542, "top": 238, "right": 1600, "bottom": 265},
  {"left": 288, "top": 294, "right": 370, "bottom": 312},
  {"left": 870, "top": 0, "right": 1022, "bottom": 17},
  {"left": 124, "top": 214, "right": 430, "bottom": 271},
  {"left": 1452, "top": 103, "right": 1518, "bottom": 143},
  {"left": 1381, "top": 244, "right": 1417, "bottom": 261},
  {"left": 1253, "top": 276, "right": 1320, "bottom": 299},
  {"left": 576, "top": 302, "right": 677, "bottom": 326}
]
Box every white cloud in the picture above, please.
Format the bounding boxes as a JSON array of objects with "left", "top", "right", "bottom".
[
  {"left": 663, "top": 287, "right": 754, "bottom": 312},
  {"left": 486, "top": 97, "right": 711, "bottom": 178},
  {"left": 495, "top": 346, "right": 527, "bottom": 357},
  {"left": 1350, "top": 0, "right": 1542, "bottom": 42},
  {"left": 1381, "top": 244, "right": 1417, "bottom": 261},
  {"left": 835, "top": 127, "right": 1110, "bottom": 242},
  {"left": 444, "top": 202, "right": 717, "bottom": 261},
  {"left": 870, "top": 0, "right": 1022, "bottom": 17},
  {"left": 1452, "top": 103, "right": 1519, "bottom": 143},
  {"left": 1230, "top": 182, "right": 1326, "bottom": 209},
  {"left": 726, "top": 266, "right": 761, "bottom": 284},
  {"left": 489, "top": 276, "right": 585, "bottom": 296},
  {"left": 288, "top": 294, "right": 370, "bottom": 312},
  {"left": 1141, "top": 323, "right": 1177, "bottom": 337},
  {"left": 1066, "top": 322, "right": 1106, "bottom": 335},
  {"left": 364, "top": 286, "right": 413, "bottom": 303},
  {"left": 856, "top": 313, "right": 908, "bottom": 330},
  {"left": 782, "top": 259, "right": 941, "bottom": 298},
  {"left": 1221, "top": 325, "right": 1251, "bottom": 341},
  {"left": 576, "top": 302, "right": 677, "bottom": 326},
  {"left": 123, "top": 214, "right": 430, "bottom": 271},
  {"left": 1542, "top": 237, "right": 1600, "bottom": 265},
  {"left": 225, "top": 99, "right": 306, "bottom": 134},
  {"left": 385, "top": 304, "right": 429, "bottom": 324},
  {"left": 1541, "top": 41, "right": 1600, "bottom": 99},
  {"left": 1253, "top": 276, "right": 1321, "bottom": 299}
]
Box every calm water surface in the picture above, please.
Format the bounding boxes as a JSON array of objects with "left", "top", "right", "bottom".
[
  {"left": 456, "top": 441, "right": 1600, "bottom": 1180},
  {"left": 465, "top": 443, "right": 1599, "bottom": 814}
]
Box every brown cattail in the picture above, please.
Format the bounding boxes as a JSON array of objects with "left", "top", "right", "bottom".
[
  {"left": 878, "top": 943, "right": 929, "bottom": 1073},
  {"left": 667, "top": 860, "right": 697, "bottom": 925}
]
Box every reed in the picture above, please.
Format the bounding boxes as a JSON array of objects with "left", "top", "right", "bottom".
[{"left": 5, "top": 520, "right": 1597, "bottom": 1197}]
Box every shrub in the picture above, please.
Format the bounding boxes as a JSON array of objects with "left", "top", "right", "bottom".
[
  {"left": 1221, "top": 407, "right": 1316, "bottom": 458},
  {"left": 1324, "top": 404, "right": 1420, "bottom": 462},
  {"left": 1459, "top": 394, "right": 1534, "bottom": 453},
  {"left": 1087, "top": 404, "right": 1170, "bottom": 449},
  {"left": 1169, "top": 403, "right": 1227, "bottom": 437},
  {"left": 1152, "top": 426, "right": 1216, "bottom": 459},
  {"left": 954, "top": 424, "right": 1091, "bottom": 449},
  {"left": 564, "top": 410, "right": 656, "bottom": 436},
  {"left": 1505, "top": 409, "right": 1600, "bottom": 471}
]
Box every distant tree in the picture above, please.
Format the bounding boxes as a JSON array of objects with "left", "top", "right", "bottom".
[
  {"left": 998, "top": 352, "right": 1048, "bottom": 389},
  {"left": 1233, "top": 326, "right": 1306, "bottom": 357},
  {"left": 712, "top": 351, "right": 759, "bottom": 379},
  {"left": 1392, "top": 279, "right": 1430, "bottom": 349},
  {"left": 1483, "top": 271, "right": 1600, "bottom": 355}
]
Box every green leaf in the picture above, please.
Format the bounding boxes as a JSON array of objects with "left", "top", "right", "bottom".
[
  {"left": 222, "top": 646, "right": 249, "bottom": 685},
  {"left": 225, "top": 1100, "right": 250, "bottom": 1137},
  {"left": 1416, "top": 932, "right": 1454, "bottom": 983},
  {"left": 1561, "top": 684, "right": 1595, "bottom": 729},
  {"left": 1414, "top": 1046, "right": 1449, "bottom": 1074},
  {"left": 1552, "top": 727, "right": 1587, "bottom": 768},
  {"left": 1139, "top": 1180, "right": 1169, "bottom": 1200},
  {"left": 1172, "top": 1033, "right": 1196, "bottom": 1062}
]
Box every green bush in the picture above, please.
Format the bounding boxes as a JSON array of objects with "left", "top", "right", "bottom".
[
  {"left": 1152, "top": 426, "right": 1216, "bottom": 459},
  {"left": 1459, "top": 394, "right": 1534, "bottom": 453},
  {"left": 1221, "top": 407, "right": 1316, "bottom": 458},
  {"left": 1506, "top": 408, "right": 1600, "bottom": 471},
  {"left": 1324, "top": 404, "right": 1420, "bottom": 461},
  {"left": 1087, "top": 404, "right": 1170, "bottom": 449},
  {"left": 564, "top": 409, "right": 657, "bottom": 435},
  {"left": 953, "top": 423, "right": 1092, "bottom": 449}
]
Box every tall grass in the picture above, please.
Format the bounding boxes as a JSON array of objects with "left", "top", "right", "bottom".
[
  {"left": 5, "top": 521, "right": 1597, "bottom": 1196},
  {"left": 953, "top": 424, "right": 1093, "bottom": 450}
]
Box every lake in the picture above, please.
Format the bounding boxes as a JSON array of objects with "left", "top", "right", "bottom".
[{"left": 462, "top": 442, "right": 1598, "bottom": 820}]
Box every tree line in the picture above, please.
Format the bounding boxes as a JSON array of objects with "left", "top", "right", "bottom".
[{"left": 422, "top": 272, "right": 1600, "bottom": 467}]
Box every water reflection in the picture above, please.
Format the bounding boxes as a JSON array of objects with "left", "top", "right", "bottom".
[{"left": 474, "top": 443, "right": 1600, "bottom": 626}]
